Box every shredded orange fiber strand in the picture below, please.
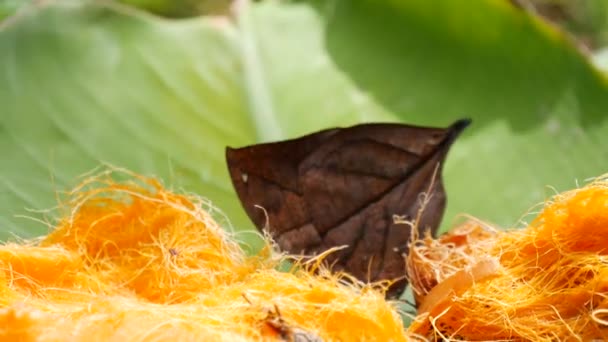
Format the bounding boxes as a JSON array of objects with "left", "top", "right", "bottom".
[
  {"left": 407, "top": 176, "right": 608, "bottom": 341},
  {"left": 0, "top": 171, "right": 407, "bottom": 341},
  {"left": 4, "top": 170, "right": 608, "bottom": 341}
]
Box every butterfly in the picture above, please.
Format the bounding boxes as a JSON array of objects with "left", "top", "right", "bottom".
[{"left": 226, "top": 119, "right": 469, "bottom": 298}]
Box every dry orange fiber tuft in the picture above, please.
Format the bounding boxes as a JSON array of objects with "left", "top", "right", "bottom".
[
  {"left": 0, "top": 171, "right": 407, "bottom": 341},
  {"left": 407, "top": 176, "right": 608, "bottom": 341}
]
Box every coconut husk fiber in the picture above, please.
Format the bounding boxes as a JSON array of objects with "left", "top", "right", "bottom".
[
  {"left": 0, "top": 170, "right": 407, "bottom": 341},
  {"left": 407, "top": 176, "right": 608, "bottom": 341},
  {"left": 3, "top": 170, "right": 608, "bottom": 341}
]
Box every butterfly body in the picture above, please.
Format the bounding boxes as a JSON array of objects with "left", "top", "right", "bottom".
[{"left": 226, "top": 120, "right": 469, "bottom": 298}]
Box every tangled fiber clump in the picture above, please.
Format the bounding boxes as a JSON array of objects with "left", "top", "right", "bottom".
[
  {"left": 3, "top": 170, "right": 608, "bottom": 341},
  {"left": 0, "top": 171, "right": 407, "bottom": 341},
  {"left": 407, "top": 176, "right": 608, "bottom": 341}
]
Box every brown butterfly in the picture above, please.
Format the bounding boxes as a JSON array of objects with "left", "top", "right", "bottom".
[{"left": 226, "top": 119, "right": 469, "bottom": 298}]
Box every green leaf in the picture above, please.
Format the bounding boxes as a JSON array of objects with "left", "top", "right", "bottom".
[
  {"left": 1, "top": 0, "right": 607, "bottom": 253},
  {"left": 116, "top": 0, "right": 231, "bottom": 17},
  {"left": 317, "top": 0, "right": 608, "bottom": 229},
  {"left": 1, "top": 3, "right": 254, "bottom": 243},
  {"left": 0, "top": 2, "right": 394, "bottom": 251}
]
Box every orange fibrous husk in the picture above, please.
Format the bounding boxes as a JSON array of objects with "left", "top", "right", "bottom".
[
  {"left": 0, "top": 171, "right": 407, "bottom": 341},
  {"left": 407, "top": 176, "right": 608, "bottom": 341}
]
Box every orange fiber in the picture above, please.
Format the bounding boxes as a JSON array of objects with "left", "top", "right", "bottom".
[
  {"left": 407, "top": 176, "right": 608, "bottom": 341},
  {"left": 0, "top": 170, "right": 407, "bottom": 341}
]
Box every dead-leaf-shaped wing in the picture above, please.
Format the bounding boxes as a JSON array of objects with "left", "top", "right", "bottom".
[{"left": 226, "top": 120, "right": 469, "bottom": 298}]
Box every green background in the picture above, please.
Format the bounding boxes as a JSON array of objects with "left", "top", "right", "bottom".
[{"left": 1, "top": 0, "right": 607, "bottom": 253}]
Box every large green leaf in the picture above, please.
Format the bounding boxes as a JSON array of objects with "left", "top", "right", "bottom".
[
  {"left": 0, "top": 1, "right": 394, "bottom": 251},
  {"left": 317, "top": 0, "right": 608, "bottom": 227},
  {"left": 1, "top": 1, "right": 607, "bottom": 253}
]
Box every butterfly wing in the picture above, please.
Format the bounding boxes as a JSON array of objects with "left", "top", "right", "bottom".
[
  {"left": 225, "top": 128, "right": 338, "bottom": 239},
  {"left": 226, "top": 120, "right": 469, "bottom": 298}
]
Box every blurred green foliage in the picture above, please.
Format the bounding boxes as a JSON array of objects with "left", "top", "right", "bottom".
[
  {"left": 0, "top": 0, "right": 22, "bottom": 20},
  {"left": 118, "top": 0, "right": 231, "bottom": 17},
  {"left": 519, "top": 0, "right": 608, "bottom": 49},
  {"left": 5, "top": 0, "right": 608, "bottom": 47},
  {"left": 1, "top": 0, "right": 608, "bottom": 255}
]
